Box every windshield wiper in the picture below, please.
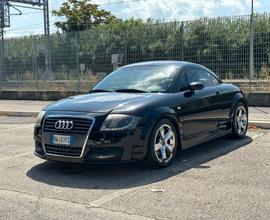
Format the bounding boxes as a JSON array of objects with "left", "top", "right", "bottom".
[
  {"left": 114, "top": 88, "right": 148, "bottom": 93},
  {"left": 89, "top": 89, "right": 112, "bottom": 93}
]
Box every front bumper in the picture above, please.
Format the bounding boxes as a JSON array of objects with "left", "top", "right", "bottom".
[{"left": 34, "top": 124, "right": 148, "bottom": 164}]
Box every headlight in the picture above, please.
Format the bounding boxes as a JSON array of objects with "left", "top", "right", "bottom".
[
  {"left": 100, "top": 114, "right": 140, "bottom": 131},
  {"left": 35, "top": 111, "right": 46, "bottom": 126}
]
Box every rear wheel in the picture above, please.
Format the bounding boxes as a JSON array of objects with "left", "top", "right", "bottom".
[
  {"left": 231, "top": 102, "right": 248, "bottom": 138},
  {"left": 145, "top": 119, "right": 178, "bottom": 168}
]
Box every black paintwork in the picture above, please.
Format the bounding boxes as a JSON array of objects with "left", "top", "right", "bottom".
[{"left": 34, "top": 61, "right": 248, "bottom": 163}]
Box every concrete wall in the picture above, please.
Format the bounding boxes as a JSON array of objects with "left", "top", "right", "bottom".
[
  {"left": 0, "top": 91, "right": 270, "bottom": 107},
  {"left": 245, "top": 93, "right": 270, "bottom": 107},
  {"left": 0, "top": 91, "right": 80, "bottom": 101}
]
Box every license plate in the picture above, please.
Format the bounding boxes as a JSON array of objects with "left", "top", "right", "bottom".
[{"left": 51, "top": 134, "right": 73, "bottom": 145}]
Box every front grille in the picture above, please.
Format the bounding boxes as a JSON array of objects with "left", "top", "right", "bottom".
[
  {"left": 45, "top": 144, "right": 82, "bottom": 157},
  {"left": 44, "top": 117, "right": 92, "bottom": 134}
]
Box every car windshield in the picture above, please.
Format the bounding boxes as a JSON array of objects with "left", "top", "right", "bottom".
[{"left": 93, "top": 65, "right": 177, "bottom": 93}]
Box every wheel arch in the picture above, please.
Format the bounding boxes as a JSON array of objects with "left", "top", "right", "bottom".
[
  {"left": 229, "top": 92, "right": 248, "bottom": 118},
  {"left": 142, "top": 106, "right": 183, "bottom": 150}
]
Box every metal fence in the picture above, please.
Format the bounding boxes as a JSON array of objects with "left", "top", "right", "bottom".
[{"left": 0, "top": 13, "right": 270, "bottom": 93}]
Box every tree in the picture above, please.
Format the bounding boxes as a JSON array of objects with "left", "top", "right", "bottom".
[{"left": 52, "top": 0, "right": 117, "bottom": 32}]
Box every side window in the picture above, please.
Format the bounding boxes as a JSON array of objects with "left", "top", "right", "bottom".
[
  {"left": 199, "top": 70, "right": 220, "bottom": 87},
  {"left": 186, "top": 69, "right": 200, "bottom": 85},
  {"left": 186, "top": 69, "right": 220, "bottom": 87},
  {"left": 179, "top": 73, "right": 188, "bottom": 92}
]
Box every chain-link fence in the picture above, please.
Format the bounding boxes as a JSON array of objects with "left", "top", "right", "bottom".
[{"left": 1, "top": 13, "right": 270, "bottom": 93}]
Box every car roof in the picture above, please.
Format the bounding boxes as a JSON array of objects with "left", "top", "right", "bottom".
[
  {"left": 122, "top": 61, "right": 212, "bottom": 72},
  {"left": 123, "top": 61, "right": 188, "bottom": 68},
  {"left": 121, "top": 61, "right": 220, "bottom": 81}
]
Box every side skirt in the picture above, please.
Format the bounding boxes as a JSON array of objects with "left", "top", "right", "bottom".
[{"left": 181, "top": 129, "right": 232, "bottom": 150}]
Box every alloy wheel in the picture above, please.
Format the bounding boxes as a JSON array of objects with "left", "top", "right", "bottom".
[
  {"left": 154, "top": 124, "right": 176, "bottom": 163},
  {"left": 235, "top": 105, "right": 248, "bottom": 135}
]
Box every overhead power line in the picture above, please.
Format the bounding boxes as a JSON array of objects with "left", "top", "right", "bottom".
[
  {"left": 20, "top": 11, "right": 43, "bottom": 15},
  {"left": 6, "top": 20, "right": 56, "bottom": 32},
  {"left": 9, "top": 3, "right": 44, "bottom": 10}
]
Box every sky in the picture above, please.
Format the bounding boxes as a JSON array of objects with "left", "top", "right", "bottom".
[{"left": 5, "top": 0, "right": 270, "bottom": 38}]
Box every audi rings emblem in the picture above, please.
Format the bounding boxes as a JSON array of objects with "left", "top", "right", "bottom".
[{"left": 55, "top": 120, "right": 74, "bottom": 130}]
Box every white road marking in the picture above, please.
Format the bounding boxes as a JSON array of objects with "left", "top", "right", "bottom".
[
  {"left": 251, "top": 132, "right": 265, "bottom": 140},
  {"left": 90, "top": 188, "right": 137, "bottom": 207}
]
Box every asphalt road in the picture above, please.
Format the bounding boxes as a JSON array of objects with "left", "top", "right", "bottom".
[{"left": 0, "top": 116, "right": 269, "bottom": 220}]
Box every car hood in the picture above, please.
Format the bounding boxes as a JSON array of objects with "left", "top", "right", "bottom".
[{"left": 44, "top": 92, "right": 163, "bottom": 113}]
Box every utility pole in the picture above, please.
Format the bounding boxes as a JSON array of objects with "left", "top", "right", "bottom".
[
  {"left": 249, "top": 0, "right": 254, "bottom": 83},
  {"left": 0, "top": 1, "right": 4, "bottom": 81},
  {"left": 0, "top": 0, "right": 9, "bottom": 81},
  {"left": 75, "top": 31, "right": 80, "bottom": 92},
  {"left": 0, "top": 1, "right": 51, "bottom": 81},
  {"left": 180, "top": 21, "right": 184, "bottom": 61},
  {"left": 43, "top": 0, "right": 51, "bottom": 79}
]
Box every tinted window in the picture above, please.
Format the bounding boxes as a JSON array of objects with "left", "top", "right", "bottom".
[
  {"left": 186, "top": 69, "right": 219, "bottom": 87},
  {"left": 178, "top": 73, "right": 188, "bottom": 92}
]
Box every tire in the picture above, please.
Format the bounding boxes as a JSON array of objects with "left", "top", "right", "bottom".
[
  {"left": 145, "top": 119, "right": 178, "bottom": 168},
  {"left": 231, "top": 102, "right": 248, "bottom": 138}
]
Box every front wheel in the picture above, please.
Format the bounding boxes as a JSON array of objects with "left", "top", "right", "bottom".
[
  {"left": 145, "top": 119, "right": 178, "bottom": 168},
  {"left": 231, "top": 102, "right": 248, "bottom": 138}
]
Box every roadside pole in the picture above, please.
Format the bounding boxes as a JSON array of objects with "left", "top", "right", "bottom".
[
  {"left": 249, "top": 0, "right": 254, "bottom": 93},
  {"left": 76, "top": 31, "right": 80, "bottom": 92},
  {"left": 180, "top": 21, "right": 184, "bottom": 61}
]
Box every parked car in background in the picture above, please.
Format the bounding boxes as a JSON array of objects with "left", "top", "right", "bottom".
[{"left": 33, "top": 61, "right": 248, "bottom": 168}]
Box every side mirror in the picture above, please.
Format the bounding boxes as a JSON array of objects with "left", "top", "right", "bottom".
[{"left": 189, "top": 82, "right": 204, "bottom": 90}]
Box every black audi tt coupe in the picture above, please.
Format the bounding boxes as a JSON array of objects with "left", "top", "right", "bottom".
[{"left": 34, "top": 61, "right": 248, "bottom": 168}]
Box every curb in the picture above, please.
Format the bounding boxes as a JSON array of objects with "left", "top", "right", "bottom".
[
  {"left": 0, "top": 111, "right": 38, "bottom": 118},
  {"left": 249, "top": 120, "right": 270, "bottom": 129}
]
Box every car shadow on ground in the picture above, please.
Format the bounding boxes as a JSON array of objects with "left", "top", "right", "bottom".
[{"left": 26, "top": 135, "right": 252, "bottom": 190}]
